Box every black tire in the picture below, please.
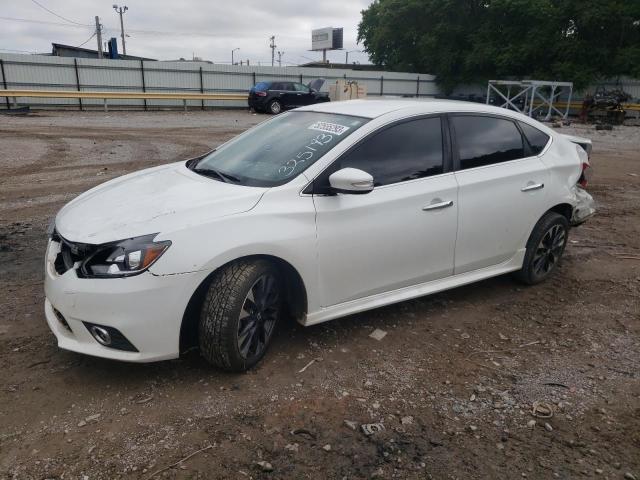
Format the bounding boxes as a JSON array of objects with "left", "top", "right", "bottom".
[
  {"left": 267, "top": 99, "right": 282, "bottom": 114},
  {"left": 199, "top": 259, "right": 282, "bottom": 372},
  {"left": 514, "top": 212, "right": 569, "bottom": 285}
]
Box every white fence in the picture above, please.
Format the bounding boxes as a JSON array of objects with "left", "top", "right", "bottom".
[{"left": 0, "top": 53, "right": 439, "bottom": 110}]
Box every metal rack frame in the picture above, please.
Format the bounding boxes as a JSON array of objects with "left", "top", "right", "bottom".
[{"left": 486, "top": 79, "right": 573, "bottom": 120}]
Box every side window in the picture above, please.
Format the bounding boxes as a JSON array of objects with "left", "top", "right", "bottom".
[
  {"left": 334, "top": 117, "right": 444, "bottom": 187},
  {"left": 294, "top": 83, "right": 310, "bottom": 93},
  {"left": 283, "top": 83, "right": 295, "bottom": 91},
  {"left": 452, "top": 116, "right": 525, "bottom": 170},
  {"left": 518, "top": 121, "right": 550, "bottom": 155},
  {"left": 271, "top": 82, "right": 285, "bottom": 91}
]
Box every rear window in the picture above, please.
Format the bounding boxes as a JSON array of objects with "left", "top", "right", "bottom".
[
  {"left": 452, "top": 116, "right": 525, "bottom": 169},
  {"left": 254, "top": 82, "right": 270, "bottom": 92},
  {"left": 518, "top": 121, "right": 550, "bottom": 155}
]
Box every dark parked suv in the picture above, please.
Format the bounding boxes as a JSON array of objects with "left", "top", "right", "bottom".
[{"left": 248, "top": 79, "right": 329, "bottom": 114}]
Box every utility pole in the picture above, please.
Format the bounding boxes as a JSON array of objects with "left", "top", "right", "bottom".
[
  {"left": 113, "top": 4, "right": 128, "bottom": 55},
  {"left": 345, "top": 49, "right": 361, "bottom": 65},
  {"left": 277, "top": 51, "right": 284, "bottom": 67},
  {"left": 95, "top": 16, "right": 103, "bottom": 59},
  {"left": 269, "top": 36, "right": 276, "bottom": 67}
]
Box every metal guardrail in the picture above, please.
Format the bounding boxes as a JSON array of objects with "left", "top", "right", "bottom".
[
  {"left": 3, "top": 88, "right": 639, "bottom": 114},
  {"left": 1, "top": 89, "right": 248, "bottom": 111}
]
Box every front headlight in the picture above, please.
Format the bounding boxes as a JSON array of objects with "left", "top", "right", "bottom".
[{"left": 81, "top": 234, "right": 171, "bottom": 278}]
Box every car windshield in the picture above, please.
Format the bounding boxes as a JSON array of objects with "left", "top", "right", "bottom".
[
  {"left": 253, "top": 82, "right": 270, "bottom": 92},
  {"left": 192, "top": 112, "right": 369, "bottom": 187}
]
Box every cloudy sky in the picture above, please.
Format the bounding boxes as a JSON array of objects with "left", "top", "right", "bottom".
[{"left": 0, "top": 0, "right": 374, "bottom": 65}]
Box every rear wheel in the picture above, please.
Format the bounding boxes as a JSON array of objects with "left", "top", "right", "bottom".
[
  {"left": 268, "top": 99, "right": 282, "bottom": 114},
  {"left": 514, "top": 212, "right": 569, "bottom": 285},
  {"left": 199, "top": 260, "right": 282, "bottom": 372}
]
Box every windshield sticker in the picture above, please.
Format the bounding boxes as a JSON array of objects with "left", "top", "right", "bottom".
[{"left": 308, "top": 121, "right": 350, "bottom": 136}]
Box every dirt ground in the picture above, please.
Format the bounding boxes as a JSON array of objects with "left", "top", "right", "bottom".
[{"left": 0, "top": 111, "right": 638, "bottom": 480}]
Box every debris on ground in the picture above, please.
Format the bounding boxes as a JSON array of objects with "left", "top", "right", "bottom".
[
  {"left": 255, "top": 461, "right": 273, "bottom": 472},
  {"left": 343, "top": 420, "right": 358, "bottom": 430},
  {"left": 361, "top": 423, "right": 385, "bottom": 436},
  {"left": 369, "top": 328, "right": 387, "bottom": 341},
  {"left": 532, "top": 401, "right": 554, "bottom": 418}
]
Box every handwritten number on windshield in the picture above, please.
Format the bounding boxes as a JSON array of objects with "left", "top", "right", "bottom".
[{"left": 278, "top": 133, "right": 334, "bottom": 177}]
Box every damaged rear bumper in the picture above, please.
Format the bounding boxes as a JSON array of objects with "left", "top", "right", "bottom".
[{"left": 571, "top": 187, "right": 596, "bottom": 226}]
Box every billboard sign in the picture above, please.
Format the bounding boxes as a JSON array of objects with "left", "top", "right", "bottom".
[
  {"left": 312, "top": 27, "right": 334, "bottom": 51},
  {"left": 331, "top": 28, "right": 343, "bottom": 50}
]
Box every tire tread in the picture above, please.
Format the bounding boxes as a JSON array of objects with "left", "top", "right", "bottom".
[{"left": 199, "top": 260, "right": 270, "bottom": 371}]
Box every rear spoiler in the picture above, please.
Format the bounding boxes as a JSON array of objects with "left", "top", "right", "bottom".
[{"left": 561, "top": 134, "right": 592, "bottom": 158}]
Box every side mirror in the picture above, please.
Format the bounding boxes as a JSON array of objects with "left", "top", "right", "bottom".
[{"left": 328, "top": 168, "right": 374, "bottom": 194}]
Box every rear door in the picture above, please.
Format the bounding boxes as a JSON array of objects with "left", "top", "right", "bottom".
[
  {"left": 312, "top": 116, "right": 459, "bottom": 307},
  {"left": 450, "top": 114, "right": 550, "bottom": 273},
  {"left": 269, "top": 82, "right": 291, "bottom": 107},
  {"left": 278, "top": 82, "right": 297, "bottom": 107}
]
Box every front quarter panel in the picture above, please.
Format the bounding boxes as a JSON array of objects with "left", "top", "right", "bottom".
[{"left": 148, "top": 176, "right": 319, "bottom": 310}]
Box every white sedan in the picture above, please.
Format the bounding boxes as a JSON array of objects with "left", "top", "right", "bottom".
[{"left": 44, "top": 99, "right": 595, "bottom": 371}]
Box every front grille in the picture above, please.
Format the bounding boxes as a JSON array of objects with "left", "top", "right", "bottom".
[{"left": 51, "top": 230, "right": 99, "bottom": 275}]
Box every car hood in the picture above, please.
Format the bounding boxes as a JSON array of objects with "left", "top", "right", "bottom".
[
  {"left": 55, "top": 162, "right": 266, "bottom": 244},
  {"left": 308, "top": 78, "right": 325, "bottom": 91}
]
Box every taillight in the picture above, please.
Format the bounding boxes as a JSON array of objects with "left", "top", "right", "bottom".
[
  {"left": 578, "top": 162, "right": 591, "bottom": 188},
  {"left": 255, "top": 91, "right": 267, "bottom": 97},
  {"left": 575, "top": 144, "right": 591, "bottom": 189}
]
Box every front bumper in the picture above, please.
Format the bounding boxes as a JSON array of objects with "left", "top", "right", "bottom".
[
  {"left": 571, "top": 187, "right": 596, "bottom": 225},
  {"left": 44, "top": 239, "right": 208, "bottom": 362}
]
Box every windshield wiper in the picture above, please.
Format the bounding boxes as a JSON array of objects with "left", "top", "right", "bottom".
[{"left": 192, "top": 167, "right": 240, "bottom": 184}]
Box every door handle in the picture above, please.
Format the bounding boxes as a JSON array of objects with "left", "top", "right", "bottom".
[
  {"left": 422, "top": 200, "right": 454, "bottom": 211},
  {"left": 521, "top": 183, "right": 544, "bottom": 192}
]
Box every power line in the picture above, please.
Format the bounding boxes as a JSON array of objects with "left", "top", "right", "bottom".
[
  {"left": 0, "top": 16, "right": 93, "bottom": 29},
  {"left": 75, "top": 32, "right": 96, "bottom": 48},
  {"left": 29, "top": 0, "right": 90, "bottom": 26}
]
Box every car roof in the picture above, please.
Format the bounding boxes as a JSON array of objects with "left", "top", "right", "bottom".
[{"left": 295, "top": 98, "right": 529, "bottom": 120}]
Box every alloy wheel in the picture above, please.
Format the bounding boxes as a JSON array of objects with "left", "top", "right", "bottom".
[
  {"left": 236, "top": 274, "right": 279, "bottom": 359},
  {"left": 532, "top": 224, "right": 566, "bottom": 276}
]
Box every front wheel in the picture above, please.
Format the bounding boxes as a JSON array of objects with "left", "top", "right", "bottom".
[
  {"left": 199, "top": 260, "right": 282, "bottom": 372},
  {"left": 514, "top": 212, "right": 569, "bottom": 285}
]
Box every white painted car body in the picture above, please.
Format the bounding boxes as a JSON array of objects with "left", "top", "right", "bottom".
[{"left": 44, "top": 99, "right": 595, "bottom": 362}]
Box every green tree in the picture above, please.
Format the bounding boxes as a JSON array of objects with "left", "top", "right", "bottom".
[{"left": 357, "top": 0, "right": 640, "bottom": 93}]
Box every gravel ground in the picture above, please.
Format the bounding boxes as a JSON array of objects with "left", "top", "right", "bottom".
[{"left": 0, "top": 111, "right": 639, "bottom": 480}]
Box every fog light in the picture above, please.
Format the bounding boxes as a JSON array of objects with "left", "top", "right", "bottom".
[
  {"left": 82, "top": 322, "right": 139, "bottom": 352},
  {"left": 89, "top": 325, "right": 112, "bottom": 346}
]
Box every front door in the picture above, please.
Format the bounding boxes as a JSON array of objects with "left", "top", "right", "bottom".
[
  {"left": 312, "top": 116, "right": 459, "bottom": 307},
  {"left": 293, "top": 83, "right": 314, "bottom": 106}
]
